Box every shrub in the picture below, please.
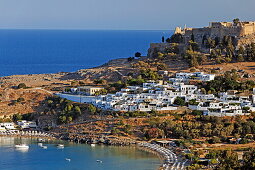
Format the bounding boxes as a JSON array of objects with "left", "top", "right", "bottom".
[
  {"left": 208, "top": 136, "right": 221, "bottom": 144},
  {"left": 17, "top": 97, "right": 25, "bottom": 102},
  {"left": 17, "top": 83, "right": 26, "bottom": 89},
  {"left": 191, "top": 110, "right": 203, "bottom": 116},
  {"left": 127, "top": 57, "right": 135, "bottom": 61}
]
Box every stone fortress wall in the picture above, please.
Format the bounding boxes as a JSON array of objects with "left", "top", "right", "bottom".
[
  {"left": 175, "top": 21, "right": 255, "bottom": 47},
  {"left": 147, "top": 21, "right": 255, "bottom": 57}
]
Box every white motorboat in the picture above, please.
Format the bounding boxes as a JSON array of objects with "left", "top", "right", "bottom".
[
  {"left": 91, "top": 144, "right": 96, "bottom": 147},
  {"left": 57, "top": 144, "right": 64, "bottom": 148},
  {"left": 42, "top": 145, "right": 47, "bottom": 149},
  {"left": 15, "top": 144, "right": 29, "bottom": 149},
  {"left": 96, "top": 160, "right": 103, "bottom": 163},
  {"left": 38, "top": 143, "right": 43, "bottom": 147}
]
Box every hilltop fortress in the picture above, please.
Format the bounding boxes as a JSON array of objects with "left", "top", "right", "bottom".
[
  {"left": 148, "top": 20, "right": 255, "bottom": 57},
  {"left": 175, "top": 21, "right": 255, "bottom": 47}
]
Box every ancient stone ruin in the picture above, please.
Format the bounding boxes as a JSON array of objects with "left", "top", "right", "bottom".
[{"left": 175, "top": 21, "right": 255, "bottom": 47}]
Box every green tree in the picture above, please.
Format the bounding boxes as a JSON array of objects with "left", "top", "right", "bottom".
[
  {"left": 166, "top": 38, "right": 171, "bottom": 43},
  {"left": 169, "top": 33, "right": 183, "bottom": 43},
  {"left": 217, "top": 150, "right": 241, "bottom": 170},
  {"left": 208, "top": 136, "right": 221, "bottom": 144},
  {"left": 74, "top": 106, "right": 82, "bottom": 116},
  {"left": 145, "top": 128, "right": 164, "bottom": 139},
  {"left": 59, "top": 115, "right": 67, "bottom": 124},
  {"left": 67, "top": 116, "right": 73, "bottom": 123},
  {"left": 200, "top": 88, "right": 207, "bottom": 94},
  {"left": 188, "top": 99, "right": 199, "bottom": 105},
  {"left": 174, "top": 97, "right": 185, "bottom": 106},
  {"left": 233, "top": 18, "right": 240, "bottom": 25},
  {"left": 135, "top": 52, "right": 142, "bottom": 58},
  {"left": 185, "top": 50, "right": 205, "bottom": 67},
  {"left": 206, "top": 37, "right": 216, "bottom": 49},
  {"left": 12, "top": 114, "right": 23, "bottom": 122},
  {"left": 190, "top": 56, "right": 199, "bottom": 67},
  {"left": 191, "top": 33, "right": 195, "bottom": 42},
  {"left": 242, "top": 148, "right": 255, "bottom": 169},
  {"left": 88, "top": 104, "right": 97, "bottom": 114},
  {"left": 94, "top": 89, "right": 108, "bottom": 96},
  {"left": 188, "top": 41, "right": 199, "bottom": 51},
  {"left": 191, "top": 110, "right": 203, "bottom": 116},
  {"left": 127, "top": 57, "right": 135, "bottom": 62},
  {"left": 237, "top": 46, "right": 245, "bottom": 62},
  {"left": 111, "top": 128, "right": 120, "bottom": 135},
  {"left": 162, "top": 36, "right": 165, "bottom": 43}
]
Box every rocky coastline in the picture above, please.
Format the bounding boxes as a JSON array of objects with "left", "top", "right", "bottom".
[{"left": 56, "top": 132, "right": 137, "bottom": 146}]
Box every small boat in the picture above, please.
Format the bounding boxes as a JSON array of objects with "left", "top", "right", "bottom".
[
  {"left": 38, "top": 143, "right": 43, "bottom": 147},
  {"left": 96, "top": 160, "right": 103, "bottom": 163},
  {"left": 65, "top": 158, "right": 71, "bottom": 162},
  {"left": 15, "top": 144, "right": 29, "bottom": 149},
  {"left": 57, "top": 144, "right": 64, "bottom": 148},
  {"left": 91, "top": 144, "right": 96, "bottom": 147},
  {"left": 42, "top": 146, "right": 47, "bottom": 149}
]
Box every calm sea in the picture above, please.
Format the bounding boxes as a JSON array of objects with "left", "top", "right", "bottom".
[
  {"left": 0, "top": 137, "right": 160, "bottom": 170},
  {"left": 0, "top": 30, "right": 172, "bottom": 77}
]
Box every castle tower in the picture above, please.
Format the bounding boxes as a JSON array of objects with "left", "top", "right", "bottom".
[{"left": 174, "top": 27, "right": 182, "bottom": 34}]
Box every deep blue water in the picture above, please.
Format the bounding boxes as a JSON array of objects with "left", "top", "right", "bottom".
[
  {"left": 0, "top": 30, "right": 172, "bottom": 76},
  {"left": 0, "top": 137, "right": 160, "bottom": 170}
]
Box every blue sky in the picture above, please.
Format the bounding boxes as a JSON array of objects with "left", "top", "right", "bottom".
[{"left": 0, "top": 0, "right": 254, "bottom": 30}]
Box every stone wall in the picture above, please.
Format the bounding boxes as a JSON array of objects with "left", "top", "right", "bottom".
[
  {"left": 148, "top": 21, "right": 255, "bottom": 57},
  {"left": 242, "top": 23, "right": 255, "bottom": 36},
  {"left": 179, "top": 21, "right": 255, "bottom": 48},
  {"left": 147, "top": 43, "right": 173, "bottom": 57},
  {"left": 237, "top": 33, "right": 255, "bottom": 46}
]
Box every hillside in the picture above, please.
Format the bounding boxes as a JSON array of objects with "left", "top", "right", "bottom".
[{"left": 1, "top": 35, "right": 255, "bottom": 119}]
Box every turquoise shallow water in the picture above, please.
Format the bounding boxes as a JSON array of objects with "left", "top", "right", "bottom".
[{"left": 0, "top": 137, "right": 160, "bottom": 170}]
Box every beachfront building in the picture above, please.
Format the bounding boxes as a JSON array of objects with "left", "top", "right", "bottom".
[
  {"left": 17, "top": 120, "right": 37, "bottom": 129},
  {"left": 0, "top": 122, "right": 15, "bottom": 130}
]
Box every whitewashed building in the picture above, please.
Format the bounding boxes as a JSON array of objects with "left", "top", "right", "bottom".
[
  {"left": 0, "top": 122, "right": 15, "bottom": 130},
  {"left": 17, "top": 120, "right": 37, "bottom": 129}
]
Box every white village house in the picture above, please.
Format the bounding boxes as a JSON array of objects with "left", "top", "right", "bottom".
[
  {"left": 170, "top": 72, "right": 215, "bottom": 83},
  {"left": 57, "top": 72, "right": 255, "bottom": 116}
]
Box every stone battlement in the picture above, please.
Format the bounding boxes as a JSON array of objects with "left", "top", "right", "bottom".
[{"left": 175, "top": 21, "right": 255, "bottom": 47}]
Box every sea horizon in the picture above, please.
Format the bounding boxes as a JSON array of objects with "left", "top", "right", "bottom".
[
  {"left": 0, "top": 29, "right": 173, "bottom": 77},
  {"left": 0, "top": 28, "right": 173, "bottom": 31}
]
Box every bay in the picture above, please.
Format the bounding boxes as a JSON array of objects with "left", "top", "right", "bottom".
[{"left": 0, "top": 137, "right": 160, "bottom": 170}]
